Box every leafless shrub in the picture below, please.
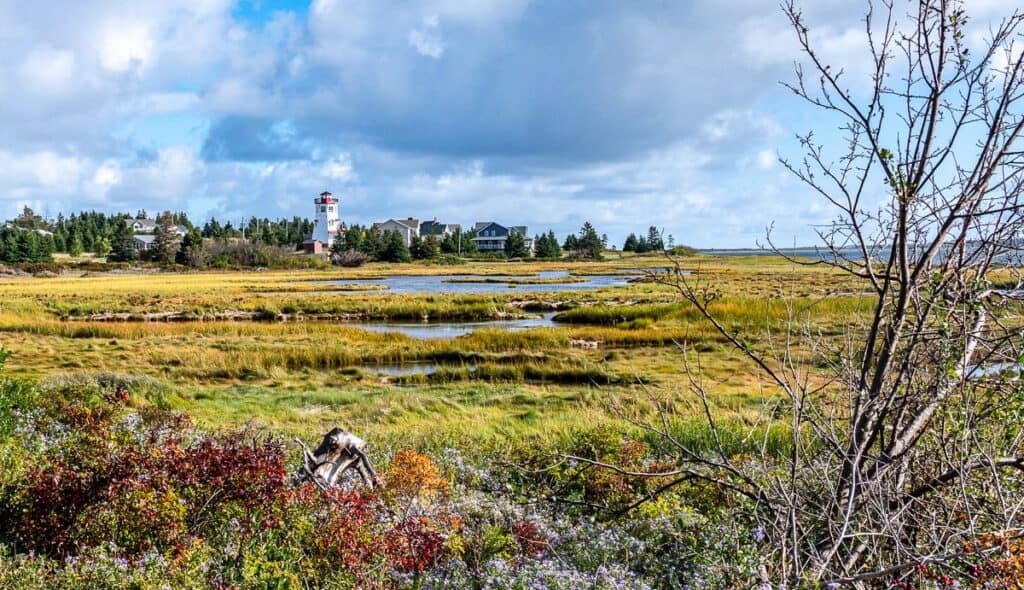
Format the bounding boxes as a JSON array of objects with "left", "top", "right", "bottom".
[{"left": 332, "top": 249, "right": 371, "bottom": 267}]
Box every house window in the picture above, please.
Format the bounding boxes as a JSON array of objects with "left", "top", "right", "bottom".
[{"left": 320, "top": 206, "right": 326, "bottom": 213}]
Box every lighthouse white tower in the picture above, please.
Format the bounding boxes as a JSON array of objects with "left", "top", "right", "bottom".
[{"left": 311, "top": 191, "right": 341, "bottom": 246}]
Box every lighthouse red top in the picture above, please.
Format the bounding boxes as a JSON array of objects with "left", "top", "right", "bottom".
[{"left": 316, "top": 191, "right": 338, "bottom": 204}]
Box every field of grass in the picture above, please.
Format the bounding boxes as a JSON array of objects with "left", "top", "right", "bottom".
[{"left": 0, "top": 253, "right": 871, "bottom": 442}]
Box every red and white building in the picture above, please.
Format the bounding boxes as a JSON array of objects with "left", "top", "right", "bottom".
[{"left": 303, "top": 191, "right": 344, "bottom": 252}]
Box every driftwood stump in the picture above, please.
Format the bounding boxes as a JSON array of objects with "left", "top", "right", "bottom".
[{"left": 294, "top": 428, "right": 381, "bottom": 490}]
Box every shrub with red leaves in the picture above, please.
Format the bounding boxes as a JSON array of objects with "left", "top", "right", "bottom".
[
  {"left": 169, "top": 435, "right": 290, "bottom": 529},
  {"left": 384, "top": 516, "right": 448, "bottom": 574},
  {"left": 512, "top": 519, "right": 550, "bottom": 558},
  {"left": 297, "top": 485, "right": 384, "bottom": 575},
  {"left": 7, "top": 392, "right": 290, "bottom": 558}
]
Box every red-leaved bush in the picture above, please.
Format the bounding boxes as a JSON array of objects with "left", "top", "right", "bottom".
[{"left": 5, "top": 386, "right": 289, "bottom": 558}]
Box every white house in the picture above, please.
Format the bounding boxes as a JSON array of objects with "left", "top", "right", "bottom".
[
  {"left": 128, "top": 218, "right": 187, "bottom": 237},
  {"left": 373, "top": 218, "right": 420, "bottom": 247},
  {"left": 132, "top": 234, "right": 157, "bottom": 252}
]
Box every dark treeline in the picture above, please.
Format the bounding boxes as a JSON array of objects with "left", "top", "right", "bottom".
[
  {"left": 1, "top": 207, "right": 317, "bottom": 256},
  {"left": 0, "top": 226, "right": 56, "bottom": 264},
  {"left": 622, "top": 226, "right": 668, "bottom": 253},
  {"left": 331, "top": 225, "right": 415, "bottom": 263}
]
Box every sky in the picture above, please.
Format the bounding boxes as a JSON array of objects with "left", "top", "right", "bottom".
[{"left": 0, "top": 0, "right": 1014, "bottom": 247}]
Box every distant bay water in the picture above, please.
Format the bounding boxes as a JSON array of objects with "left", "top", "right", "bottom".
[
  {"left": 700, "top": 246, "right": 885, "bottom": 260},
  {"left": 701, "top": 242, "right": 1022, "bottom": 264}
]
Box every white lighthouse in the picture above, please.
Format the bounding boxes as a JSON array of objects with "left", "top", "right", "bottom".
[{"left": 311, "top": 191, "right": 341, "bottom": 247}]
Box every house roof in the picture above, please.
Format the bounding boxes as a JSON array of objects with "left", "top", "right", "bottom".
[
  {"left": 473, "top": 222, "right": 529, "bottom": 237},
  {"left": 133, "top": 234, "right": 157, "bottom": 244},
  {"left": 396, "top": 218, "right": 419, "bottom": 229},
  {"left": 374, "top": 219, "right": 419, "bottom": 232},
  {"left": 420, "top": 220, "right": 460, "bottom": 235}
]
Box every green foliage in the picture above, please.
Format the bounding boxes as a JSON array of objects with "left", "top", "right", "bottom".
[
  {"left": 175, "top": 228, "right": 205, "bottom": 268},
  {"left": 67, "top": 235, "right": 84, "bottom": 257},
  {"left": 440, "top": 229, "right": 478, "bottom": 255},
  {"left": 410, "top": 235, "right": 440, "bottom": 260},
  {"left": 0, "top": 225, "right": 55, "bottom": 264},
  {"left": 108, "top": 220, "right": 137, "bottom": 263},
  {"left": 504, "top": 230, "right": 531, "bottom": 259},
  {"left": 533, "top": 230, "right": 563, "bottom": 259},
  {"left": 93, "top": 237, "right": 111, "bottom": 257},
  {"left": 645, "top": 226, "right": 664, "bottom": 252},
  {"left": 203, "top": 241, "right": 329, "bottom": 270},
  {"left": 576, "top": 222, "right": 603, "bottom": 259},
  {"left": 150, "top": 211, "right": 180, "bottom": 265},
  {"left": 380, "top": 230, "right": 412, "bottom": 263},
  {"left": 203, "top": 216, "right": 313, "bottom": 248},
  {"left": 622, "top": 227, "right": 666, "bottom": 253}
]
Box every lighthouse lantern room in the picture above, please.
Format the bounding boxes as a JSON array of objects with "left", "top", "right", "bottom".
[{"left": 311, "top": 191, "right": 341, "bottom": 246}]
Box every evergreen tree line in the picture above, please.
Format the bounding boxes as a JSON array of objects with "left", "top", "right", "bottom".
[
  {"left": 331, "top": 222, "right": 609, "bottom": 262},
  {"left": 201, "top": 217, "right": 314, "bottom": 248},
  {"left": 622, "top": 227, "right": 669, "bottom": 253},
  {"left": 0, "top": 225, "right": 56, "bottom": 263},
  {"left": 5, "top": 205, "right": 630, "bottom": 265},
  {"left": 331, "top": 225, "right": 415, "bottom": 263},
  {"left": 4, "top": 206, "right": 316, "bottom": 256},
  {"left": 561, "top": 222, "right": 605, "bottom": 259}
]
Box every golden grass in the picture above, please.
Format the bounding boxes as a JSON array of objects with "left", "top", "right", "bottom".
[{"left": 0, "top": 255, "right": 874, "bottom": 441}]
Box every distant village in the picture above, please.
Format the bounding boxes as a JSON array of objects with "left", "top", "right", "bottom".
[{"left": 0, "top": 190, "right": 678, "bottom": 267}]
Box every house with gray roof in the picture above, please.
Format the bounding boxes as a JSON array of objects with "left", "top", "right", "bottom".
[
  {"left": 471, "top": 222, "right": 534, "bottom": 254},
  {"left": 419, "top": 219, "right": 460, "bottom": 238},
  {"left": 372, "top": 218, "right": 420, "bottom": 247}
]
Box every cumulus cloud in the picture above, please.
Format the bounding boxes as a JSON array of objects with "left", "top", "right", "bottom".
[
  {"left": 19, "top": 46, "right": 76, "bottom": 96},
  {"left": 98, "top": 21, "right": 155, "bottom": 72},
  {"left": 321, "top": 153, "right": 357, "bottom": 183},
  {"left": 409, "top": 15, "right": 445, "bottom": 58}
]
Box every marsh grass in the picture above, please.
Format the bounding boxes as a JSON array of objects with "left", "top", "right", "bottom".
[{"left": 0, "top": 256, "right": 878, "bottom": 440}]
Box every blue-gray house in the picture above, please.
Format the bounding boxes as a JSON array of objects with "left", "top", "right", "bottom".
[{"left": 472, "top": 222, "right": 534, "bottom": 253}]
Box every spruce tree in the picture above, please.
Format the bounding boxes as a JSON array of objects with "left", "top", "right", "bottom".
[
  {"left": 546, "top": 230, "right": 562, "bottom": 258},
  {"left": 504, "top": 230, "right": 530, "bottom": 258},
  {"left": 109, "top": 220, "right": 137, "bottom": 262},
  {"left": 380, "top": 231, "right": 411, "bottom": 262},
  {"left": 176, "top": 228, "right": 205, "bottom": 268},
  {"left": 151, "top": 212, "right": 180, "bottom": 264},
  {"left": 459, "top": 229, "right": 478, "bottom": 254},
  {"left": 646, "top": 226, "right": 664, "bottom": 251},
  {"left": 418, "top": 235, "right": 440, "bottom": 260},
  {"left": 68, "top": 234, "right": 84, "bottom": 258},
  {"left": 343, "top": 226, "right": 364, "bottom": 252},
  {"left": 577, "top": 222, "right": 603, "bottom": 260}
]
